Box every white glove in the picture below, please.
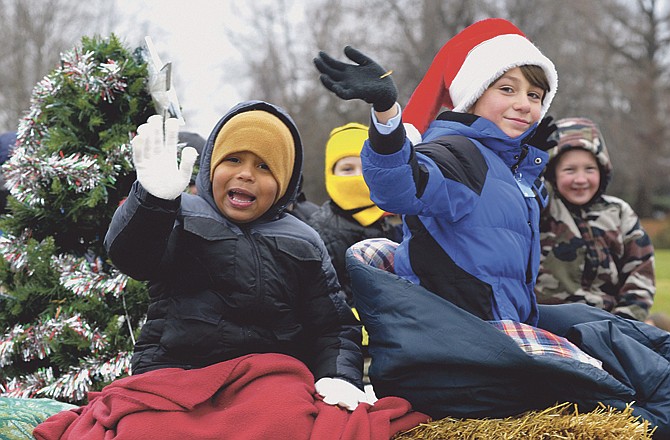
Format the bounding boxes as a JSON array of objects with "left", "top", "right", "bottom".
[
  {"left": 132, "top": 114, "right": 198, "bottom": 200},
  {"left": 315, "top": 377, "right": 369, "bottom": 411}
]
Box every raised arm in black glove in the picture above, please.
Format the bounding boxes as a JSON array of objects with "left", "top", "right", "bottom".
[
  {"left": 313, "top": 46, "right": 398, "bottom": 112},
  {"left": 523, "top": 115, "right": 558, "bottom": 151}
]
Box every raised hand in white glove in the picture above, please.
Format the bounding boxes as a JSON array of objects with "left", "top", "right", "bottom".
[
  {"left": 315, "top": 377, "right": 369, "bottom": 411},
  {"left": 132, "top": 114, "right": 199, "bottom": 200}
]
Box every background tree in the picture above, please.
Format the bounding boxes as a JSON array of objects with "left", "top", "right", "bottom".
[
  {"left": 224, "top": 0, "right": 670, "bottom": 213},
  {"left": 538, "top": 0, "right": 670, "bottom": 217},
  {"left": 0, "top": 34, "right": 154, "bottom": 403},
  {"left": 0, "top": 0, "right": 117, "bottom": 133},
  {"left": 3, "top": 0, "right": 667, "bottom": 213}
]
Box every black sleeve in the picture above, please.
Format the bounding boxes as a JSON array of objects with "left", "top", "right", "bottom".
[
  {"left": 104, "top": 181, "right": 180, "bottom": 280},
  {"left": 415, "top": 135, "right": 488, "bottom": 196},
  {"left": 367, "top": 115, "right": 407, "bottom": 155}
]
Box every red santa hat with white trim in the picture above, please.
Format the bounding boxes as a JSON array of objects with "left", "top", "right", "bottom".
[{"left": 402, "top": 18, "right": 558, "bottom": 136}]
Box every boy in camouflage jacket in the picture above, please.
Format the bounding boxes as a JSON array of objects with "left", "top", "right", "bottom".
[{"left": 535, "top": 117, "right": 655, "bottom": 321}]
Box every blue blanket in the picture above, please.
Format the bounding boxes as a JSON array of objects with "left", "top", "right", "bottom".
[{"left": 346, "top": 240, "right": 670, "bottom": 437}]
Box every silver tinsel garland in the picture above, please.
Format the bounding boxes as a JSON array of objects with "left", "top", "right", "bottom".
[
  {"left": 0, "top": 232, "right": 130, "bottom": 299},
  {"left": 2, "top": 43, "right": 132, "bottom": 208},
  {"left": 62, "top": 49, "right": 128, "bottom": 103},
  {"left": 1, "top": 352, "right": 132, "bottom": 401},
  {"left": 0, "top": 233, "right": 32, "bottom": 274},
  {"left": 2, "top": 148, "right": 101, "bottom": 206},
  {"left": 0, "top": 235, "right": 135, "bottom": 401},
  {"left": 55, "top": 254, "right": 129, "bottom": 299},
  {"left": 0, "top": 314, "right": 106, "bottom": 368}
]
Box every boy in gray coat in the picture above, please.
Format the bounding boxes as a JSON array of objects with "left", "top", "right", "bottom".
[{"left": 105, "top": 100, "right": 366, "bottom": 410}]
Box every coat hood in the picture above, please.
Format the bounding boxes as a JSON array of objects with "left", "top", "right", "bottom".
[
  {"left": 195, "top": 100, "right": 303, "bottom": 221},
  {"left": 544, "top": 117, "right": 612, "bottom": 196}
]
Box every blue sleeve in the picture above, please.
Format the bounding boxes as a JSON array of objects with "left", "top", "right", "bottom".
[{"left": 361, "top": 138, "right": 484, "bottom": 221}]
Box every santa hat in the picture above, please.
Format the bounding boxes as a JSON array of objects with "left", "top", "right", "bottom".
[{"left": 403, "top": 18, "right": 558, "bottom": 135}]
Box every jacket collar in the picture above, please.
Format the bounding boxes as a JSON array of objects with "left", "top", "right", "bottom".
[{"left": 424, "top": 111, "right": 548, "bottom": 175}]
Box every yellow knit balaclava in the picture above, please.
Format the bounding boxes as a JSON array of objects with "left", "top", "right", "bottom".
[
  {"left": 325, "top": 123, "right": 385, "bottom": 226},
  {"left": 210, "top": 110, "right": 295, "bottom": 203}
]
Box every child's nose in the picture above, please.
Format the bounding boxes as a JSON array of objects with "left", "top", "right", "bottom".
[
  {"left": 515, "top": 95, "right": 531, "bottom": 111},
  {"left": 574, "top": 172, "right": 588, "bottom": 182},
  {"left": 237, "top": 164, "right": 255, "bottom": 180}
]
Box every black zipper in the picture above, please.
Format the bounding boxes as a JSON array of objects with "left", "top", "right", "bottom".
[{"left": 240, "top": 225, "right": 263, "bottom": 343}]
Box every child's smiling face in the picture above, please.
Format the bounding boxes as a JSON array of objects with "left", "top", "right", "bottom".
[
  {"left": 554, "top": 148, "right": 600, "bottom": 206},
  {"left": 469, "top": 67, "right": 544, "bottom": 138},
  {"left": 212, "top": 151, "right": 278, "bottom": 223}
]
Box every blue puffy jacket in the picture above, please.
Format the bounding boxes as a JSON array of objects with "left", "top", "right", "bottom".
[{"left": 362, "top": 111, "right": 548, "bottom": 324}]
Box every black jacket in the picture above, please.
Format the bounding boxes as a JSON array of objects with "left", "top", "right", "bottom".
[
  {"left": 104, "top": 101, "right": 363, "bottom": 386},
  {"left": 306, "top": 201, "right": 400, "bottom": 304}
]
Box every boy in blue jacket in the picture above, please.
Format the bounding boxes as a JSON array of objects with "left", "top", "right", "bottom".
[
  {"left": 314, "top": 18, "right": 557, "bottom": 325},
  {"left": 314, "top": 23, "right": 670, "bottom": 435}
]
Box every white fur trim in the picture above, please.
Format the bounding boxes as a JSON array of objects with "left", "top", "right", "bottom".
[
  {"left": 450, "top": 34, "right": 558, "bottom": 117},
  {"left": 403, "top": 123, "right": 422, "bottom": 145}
]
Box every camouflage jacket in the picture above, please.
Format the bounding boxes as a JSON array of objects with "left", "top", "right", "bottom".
[
  {"left": 535, "top": 118, "right": 655, "bottom": 321},
  {"left": 536, "top": 194, "right": 655, "bottom": 320}
]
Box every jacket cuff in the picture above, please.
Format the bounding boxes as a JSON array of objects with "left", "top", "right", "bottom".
[
  {"left": 134, "top": 181, "right": 181, "bottom": 211},
  {"left": 368, "top": 115, "right": 407, "bottom": 155}
]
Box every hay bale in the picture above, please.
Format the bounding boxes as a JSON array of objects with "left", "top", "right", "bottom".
[{"left": 393, "top": 402, "right": 655, "bottom": 439}]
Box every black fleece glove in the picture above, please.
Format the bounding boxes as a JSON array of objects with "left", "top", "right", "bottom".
[
  {"left": 314, "top": 46, "right": 398, "bottom": 112},
  {"left": 523, "top": 116, "right": 558, "bottom": 151}
]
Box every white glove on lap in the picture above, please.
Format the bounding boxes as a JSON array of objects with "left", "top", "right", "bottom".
[
  {"left": 315, "top": 377, "right": 369, "bottom": 411},
  {"left": 132, "top": 114, "right": 198, "bottom": 200}
]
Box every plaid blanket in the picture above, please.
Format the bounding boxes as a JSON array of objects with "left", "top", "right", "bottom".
[
  {"left": 348, "top": 238, "right": 396, "bottom": 273},
  {"left": 489, "top": 320, "right": 603, "bottom": 369}
]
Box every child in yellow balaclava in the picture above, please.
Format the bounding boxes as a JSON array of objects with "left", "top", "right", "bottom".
[
  {"left": 325, "top": 123, "right": 387, "bottom": 227},
  {"left": 306, "top": 122, "right": 401, "bottom": 305}
]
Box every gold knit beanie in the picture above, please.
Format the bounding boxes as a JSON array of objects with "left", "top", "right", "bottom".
[
  {"left": 325, "top": 122, "right": 386, "bottom": 226},
  {"left": 211, "top": 110, "right": 295, "bottom": 202}
]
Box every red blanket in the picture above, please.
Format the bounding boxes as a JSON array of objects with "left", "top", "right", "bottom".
[{"left": 33, "top": 353, "right": 428, "bottom": 440}]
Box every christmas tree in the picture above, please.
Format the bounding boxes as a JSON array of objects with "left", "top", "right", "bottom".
[{"left": 0, "top": 34, "right": 157, "bottom": 404}]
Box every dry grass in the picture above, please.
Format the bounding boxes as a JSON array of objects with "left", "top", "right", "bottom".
[{"left": 393, "top": 402, "right": 655, "bottom": 440}]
